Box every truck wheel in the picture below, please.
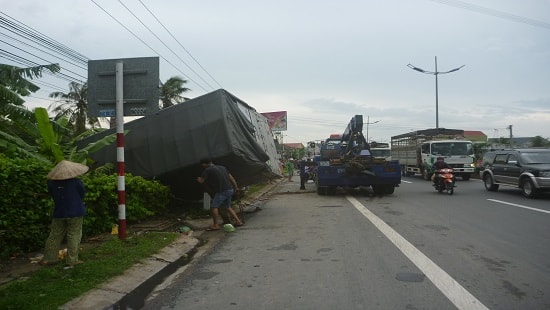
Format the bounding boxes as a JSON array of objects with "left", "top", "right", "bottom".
[
  {"left": 483, "top": 174, "right": 499, "bottom": 191},
  {"left": 462, "top": 174, "right": 471, "bottom": 181},
  {"left": 372, "top": 185, "right": 384, "bottom": 195},
  {"left": 384, "top": 185, "right": 395, "bottom": 195},
  {"left": 520, "top": 178, "right": 538, "bottom": 198},
  {"left": 317, "top": 186, "right": 326, "bottom": 195}
]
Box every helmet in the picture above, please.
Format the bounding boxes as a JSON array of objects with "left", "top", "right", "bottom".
[{"left": 436, "top": 157, "right": 444, "bottom": 161}]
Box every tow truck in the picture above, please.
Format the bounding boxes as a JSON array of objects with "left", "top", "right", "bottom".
[{"left": 314, "top": 115, "right": 401, "bottom": 195}]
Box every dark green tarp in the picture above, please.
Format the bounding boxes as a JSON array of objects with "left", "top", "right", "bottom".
[{"left": 79, "top": 89, "right": 273, "bottom": 199}]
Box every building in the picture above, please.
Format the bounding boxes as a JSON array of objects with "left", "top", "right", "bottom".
[{"left": 463, "top": 130, "right": 488, "bottom": 144}]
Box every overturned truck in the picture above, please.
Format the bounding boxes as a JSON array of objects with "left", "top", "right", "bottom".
[{"left": 79, "top": 89, "right": 280, "bottom": 200}]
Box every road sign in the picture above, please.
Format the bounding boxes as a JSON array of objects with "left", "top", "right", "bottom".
[{"left": 88, "top": 57, "right": 159, "bottom": 117}]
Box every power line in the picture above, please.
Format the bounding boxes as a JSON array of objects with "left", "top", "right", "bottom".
[
  {"left": 0, "top": 49, "right": 84, "bottom": 84},
  {"left": 117, "top": 0, "right": 214, "bottom": 90},
  {"left": 138, "top": 0, "right": 223, "bottom": 89},
  {"left": 0, "top": 11, "right": 90, "bottom": 95},
  {"left": 0, "top": 32, "right": 87, "bottom": 71},
  {"left": 428, "top": 0, "right": 550, "bottom": 30},
  {"left": 0, "top": 39, "right": 87, "bottom": 80},
  {"left": 0, "top": 12, "right": 89, "bottom": 64},
  {"left": 89, "top": 0, "right": 209, "bottom": 92}
]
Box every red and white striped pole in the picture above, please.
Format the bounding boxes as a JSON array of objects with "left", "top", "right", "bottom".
[{"left": 115, "top": 62, "right": 126, "bottom": 239}]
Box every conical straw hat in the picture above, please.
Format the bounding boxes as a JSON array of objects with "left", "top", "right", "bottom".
[{"left": 47, "top": 160, "right": 89, "bottom": 180}]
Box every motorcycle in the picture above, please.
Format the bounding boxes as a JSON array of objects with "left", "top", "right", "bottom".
[{"left": 433, "top": 168, "right": 455, "bottom": 195}]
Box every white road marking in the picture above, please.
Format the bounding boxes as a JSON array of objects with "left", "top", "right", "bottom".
[
  {"left": 487, "top": 199, "right": 550, "bottom": 214},
  {"left": 346, "top": 196, "right": 488, "bottom": 310},
  {"left": 401, "top": 180, "right": 413, "bottom": 184}
]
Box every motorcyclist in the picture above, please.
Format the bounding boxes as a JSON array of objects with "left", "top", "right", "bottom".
[{"left": 431, "top": 156, "right": 452, "bottom": 185}]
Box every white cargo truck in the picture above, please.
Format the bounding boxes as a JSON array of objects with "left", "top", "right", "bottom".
[
  {"left": 369, "top": 142, "right": 391, "bottom": 161},
  {"left": 391, "top": 128, "right": 475, "bottom": 180}
]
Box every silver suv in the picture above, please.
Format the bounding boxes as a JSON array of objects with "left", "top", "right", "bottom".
[{"left": 480, "top": 148, "right": 550, "bottom": 198}]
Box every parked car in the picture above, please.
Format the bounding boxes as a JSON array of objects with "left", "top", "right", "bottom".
[{"left": 480, "top": 148, "right": 550, "bottom": 198}]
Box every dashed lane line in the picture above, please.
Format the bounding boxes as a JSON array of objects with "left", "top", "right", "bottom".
[{"left": 487, "top": 199, "right": 550, "bottom": 214}]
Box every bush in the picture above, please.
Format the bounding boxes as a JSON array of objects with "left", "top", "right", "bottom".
[
  {"left": 0, "top": 156, "right": 53, "bottom": 259},
  {"left": 82, "top": 171, "right": 170, "bottom": 236},
  {"left": 0, "top": 156, "right": 171, "bottom": 260}
]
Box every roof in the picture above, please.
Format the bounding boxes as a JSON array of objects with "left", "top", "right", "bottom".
[
  {"left": 391, "top": 128, "right": 464, "bottom": 140},
  {"left": 463, "top": 130, "right": 486, "bottom": 137},
  {"left": 464, "top": 130, "right": 487, "bottom": 142},
  {"left": 283, "top": 143, "right": 305, "bottom": 149}
]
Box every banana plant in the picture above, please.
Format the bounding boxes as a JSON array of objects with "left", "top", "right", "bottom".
[{"left": 34, "top": 107, "right": 118, "bottom": 164}]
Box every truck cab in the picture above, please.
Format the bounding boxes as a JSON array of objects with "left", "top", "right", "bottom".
[
  {"left": 370, "top": 142, "right": 391, "bottom": 161},
  {"left": 420, "top": 140, "right": 475, "bottom": 180}
]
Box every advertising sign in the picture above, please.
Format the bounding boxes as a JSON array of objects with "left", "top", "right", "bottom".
[{"left": 261, "top": 111, "right": 287, "bottom": 131}]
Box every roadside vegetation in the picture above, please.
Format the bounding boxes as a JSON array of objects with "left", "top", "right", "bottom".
[
  {"left": 0, "top": 63, "right": 194, "bottom": 260},
  {"left": 0, "top": 232, "right": 179, "bottom": 310}
]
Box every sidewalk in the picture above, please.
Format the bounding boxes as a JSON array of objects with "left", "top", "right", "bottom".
[{"left": 60, "top": 178, "right": 285, "bottom": 310}]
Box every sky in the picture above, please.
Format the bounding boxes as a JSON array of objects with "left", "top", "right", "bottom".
[{"left": 1, "top": 0, "right": 549, "bottom": 145}]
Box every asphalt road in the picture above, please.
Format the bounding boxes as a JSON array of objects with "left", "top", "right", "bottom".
[{"left": 141, "top": 176, "right": 550, "bottom": 310}]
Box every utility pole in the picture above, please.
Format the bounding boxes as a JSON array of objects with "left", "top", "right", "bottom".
[
  {"left": 407, "top": 57, "right": 465, "bottom": 129},
  {"left": 508, "top": 125, "right": 513, "bottom": 148}
]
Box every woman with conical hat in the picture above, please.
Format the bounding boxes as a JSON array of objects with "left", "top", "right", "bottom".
[{"left": 40, "top": 160, "right": 89, "bottom": 267}]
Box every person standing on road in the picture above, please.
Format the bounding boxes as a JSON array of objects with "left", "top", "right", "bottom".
[
  {"left": 197, "top": 158, "right": 244, "bottom": 231},
  {"left": 286, "top": 159, "right": 294, "bottom": 181},
  {"left": 40, "top": 160, "right": 89, "bottom": 267},
  {"left": 299, "top": 159, "right": 307, "bottom": 190}
]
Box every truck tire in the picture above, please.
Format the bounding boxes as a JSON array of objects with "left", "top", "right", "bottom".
[
  {"left": 384, "top": 185, "right": 395, "bottom": 194},
  {"left": 462, "top": 174, "right": 471, "bottom": 181},
  {"left": 372, "top": 185, "right": 384, "bottom": 195}
]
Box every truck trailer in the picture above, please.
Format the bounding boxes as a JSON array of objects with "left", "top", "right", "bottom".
[{"left": 391, "top": 128, "right": 475, "bottom": 180}]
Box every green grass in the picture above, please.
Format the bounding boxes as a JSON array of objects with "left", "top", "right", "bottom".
[
  {"left": 245, "top": 184, "right": 264, "bottom": 196},
  {"left": 0, "top": 232, "right": 179, "bottom": 310}
]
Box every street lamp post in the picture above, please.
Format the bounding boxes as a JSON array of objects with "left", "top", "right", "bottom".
[
  {"left": 365, "top": 116, "right": 379, "bottom": 144},
  {"left": 407, "top": 56, "right": 464, "bottom": 129}
]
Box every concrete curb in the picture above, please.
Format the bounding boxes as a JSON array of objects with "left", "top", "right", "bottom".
[{"left": 60, "top": 234, "right": 199, "bottom": 310}]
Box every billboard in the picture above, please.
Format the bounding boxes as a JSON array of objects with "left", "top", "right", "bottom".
[{"left": 261, "top": 111, "right": 287, "bottom": 131}]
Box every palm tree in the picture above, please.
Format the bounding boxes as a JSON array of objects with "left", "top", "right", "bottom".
[
  {"left": 49, "top": 81, "right": 99, "bottom": 137},
  {"left": 1, "top": 63, "right": 60, "bottom": 157},
  {"left": 159, "top": 76, "right": 190, "bottom": 109},
  {"left": 0, "top": 63, "right": 60, "bottom": 121}
]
